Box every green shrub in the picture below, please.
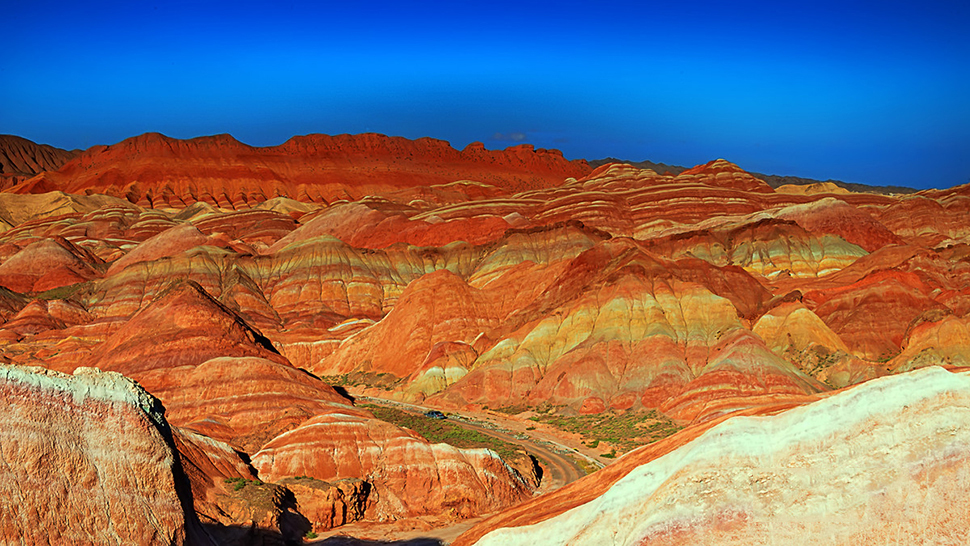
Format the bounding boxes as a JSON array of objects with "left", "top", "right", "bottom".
[
  {"left": 359, "top": 404, "right": 520, "bottom": 459},
  {"left": 530, "top": 408, "right": 683, "bottom": 455}
]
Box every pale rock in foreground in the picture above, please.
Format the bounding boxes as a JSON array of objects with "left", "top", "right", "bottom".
[
  {"left": 474, "top": 366, "right": 970, "bottom": 546},
  {"left": 0, "top": 365, "right": 192, "bottom": 545}
]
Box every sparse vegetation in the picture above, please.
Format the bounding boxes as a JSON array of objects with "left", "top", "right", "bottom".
[
  {"left": 360, "top": 403, "right": 520, "bottom": 459},
  {"left": 320, "top": 372, "right": 400, "bottom": 390},
  {"left": 786, "top": 345, "right": 846, "bottom": 381},
  {"left": 220, "top": 477, "right": 280, "bottom": 515},
  {"left": 305, "top": 531, "right": 318, "bottom": 539},
  {"left": 875, "top": 349, "right": 899, "bottom": 363},
  {"left": 33, "top": 281, "right": 91, "bottom": 301},
  {"left": 493, "top": 404, "right": 530, "bottom": 415},
  {"left": 529, "top": 407, "right": 683, "bottom": 454},
  {"left": 573, "top": 457, "right": 601, "bottom": 476},
  {"left": 224, "top": 477, "right": 263, "bottom": 491}
]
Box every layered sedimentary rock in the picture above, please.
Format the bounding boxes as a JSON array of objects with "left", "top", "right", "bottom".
[
  {"left": 0, "top": 135, "right": 78, "bottom": 190},
  {"left": 752, "top": 301, "right": 876, "bottom": 387},
  {"left": 252, "top": 411, "right": 533, "bottom": 520},
  {"left": 55, "top": 278, "right": 536, "bottom": 522},
  {"left": 82, "top": 280, "right": 291, "bottom": 376},
  {"left": 459, "top": 367, "right": 970, "bottom": 546},
  {"left": 0, "top": 191, "right": 136, "bottom": 231},
  {"left": 10, "top": 132, "right": 591, "bottom": 207},
  {"left": 0, "top": 365, "right": 193, "bottom": 545},
  {"left": 2, "top": 133, "right": 969, "bottom": 538},
  {"left": 871, "top": 186, "right": 970, "bottom": 245},
  {"left": 4, "top": 160, "right": 963, "bottom": 415},
  {"left": 891, "top": 312, "right": 970, "bottom": 372},
  {"left": 313, "top": 235, "right": 823, "bottom": 419},
  {"left": 802, "top": 270, "right": 948, "bottom": 360},
  {"left": 0, "top": 236, "right": 103, "bottom": 293},
  {"left": 0, "top": 135, "right": 77, "bottom": 176}
]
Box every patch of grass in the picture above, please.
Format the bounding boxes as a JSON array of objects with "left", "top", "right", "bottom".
[
  {"left": 573, "top": 457, "right": 601, "bottom": 476},
  {"left": 492, "top": 404, "right": 530, "bottom": 415},
  {"left": 320, "top": 372, "right": 400, "bottom": 390},
  {"left": 875, "top": 349, "right": 900, "bottom": 364},
  {"left": 787, "top": 345, "right": 848, "bottom": 379},
  {"left": 278, "top": 476, "right": 336, "bottom": 492},
  {"left": 224, "top": 477, "right": 263, "bottom": 491},
  {"left": 220, "top": 477, "right": 278, "bottom": 515},
  {"left": 360, "top": 404, "right": 520, "bottom": 460},
  {"left": 33, "top": 281, "right": 91, "bottom": 301},
  {"left": 530, "top": 408, "right": 683, "bottom": 454},
  {"left": 305, "top": 531, "right": 318, "bottom": 539}
]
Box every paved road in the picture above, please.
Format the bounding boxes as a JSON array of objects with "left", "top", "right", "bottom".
[{"left": 357, "top": 396, "right": 594, "bottom": 493}]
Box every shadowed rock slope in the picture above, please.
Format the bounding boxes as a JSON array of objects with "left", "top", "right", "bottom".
[{"left": 0, "top": 135, "right": 78, "bottom": 190}]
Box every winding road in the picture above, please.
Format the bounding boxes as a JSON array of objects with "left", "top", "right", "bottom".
[{"left": 356, "top": 396, "right": 600, "bottom": 494}]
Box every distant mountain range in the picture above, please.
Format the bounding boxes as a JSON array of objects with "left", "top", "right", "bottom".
[
  {"left": 1, "top": 134, "right": 919, "bottom": 196},
  {"left": 588, "top": 158, "right": 918, "bottom": 195}
]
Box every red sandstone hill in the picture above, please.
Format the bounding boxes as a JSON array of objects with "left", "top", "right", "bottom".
[
  {"left": 8, "top": 132, "right": 591, "bottom": 208},
  {"left": 0, "top": 135, "right": 78, "bottom": 177},
  {"left": 0, "top": 135, "right": 78, "bottom": 190}
]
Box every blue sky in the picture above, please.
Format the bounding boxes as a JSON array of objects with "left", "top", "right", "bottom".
[{"left": 2, "top": 0, "right": 968, "bottom": 189}]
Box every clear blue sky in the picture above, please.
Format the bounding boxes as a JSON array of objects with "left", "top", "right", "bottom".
[{"left": 2, "top": 0, "right": 968, "bottom": 189}]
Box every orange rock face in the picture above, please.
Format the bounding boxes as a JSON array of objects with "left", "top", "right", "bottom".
[
  {"left": 0, "top": 236, "right": 102, "bottom": 294},
  {"left": 0, "top": 135, "right": 77, "bottom": 191},
  {"left": 252, "top": 412, "right": 534, "bottom": 520},
  {"left": 0, "top": 365, "right": 194, "bottom": 545},
  {"left": 11, "top": 132, "right": 591, "bottom": 208},
  {"left": 36, "top": 279, "right": 534, "bottom": 525}
]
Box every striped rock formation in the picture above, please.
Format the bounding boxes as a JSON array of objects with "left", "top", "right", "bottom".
[
  {"left": 72, "top": 280, "right": 534, "bottom": 521},
  {"left": 252, "top": 411, "right": 534, "bottom": 520},
  {"left": 457, "top": 366, "right": 970, "bottom": 546},
  {"left": 0, "top": 134, "right": 78, "bottom": 190},
  {"left": 0, "top": 365, "right": 196, "bottom": 545},
  {"left": 9, "top": 132, "right": 590, "bottom": 208},
  {"left": 2, "top": 132, "right": 969, "bottom": 538}
]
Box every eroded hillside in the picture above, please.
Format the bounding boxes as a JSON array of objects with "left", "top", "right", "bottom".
[{"left": 1, "top": 133, "right": 968, "bottom": 544}]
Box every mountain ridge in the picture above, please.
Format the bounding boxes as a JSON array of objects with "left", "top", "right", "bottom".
[
  {"left": 588, "top": 157, "right": 918, "bottom": 195},
  {"left": 5, "top": 132, "right": 591, "bottom": 207}
]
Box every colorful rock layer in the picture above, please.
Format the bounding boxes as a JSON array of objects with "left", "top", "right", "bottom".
[
  {"left": 0, "top": 365, "right": 191, "bottom": 545},
  {"left": 1, "top": 132, "right": 969, "bottom": 540},
  {"left": 458, "top": 367, "right": 970, "bottom": 545}
]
